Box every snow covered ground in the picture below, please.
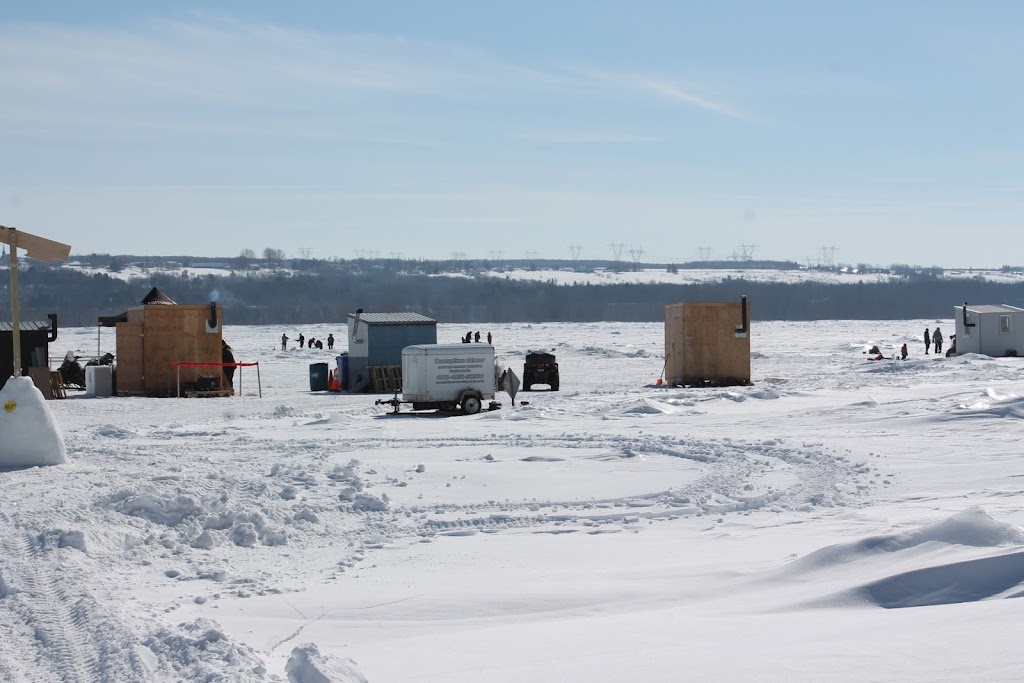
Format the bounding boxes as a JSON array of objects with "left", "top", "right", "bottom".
[{"left": 3, "top": 319, "right": 1024, "bottom": 681}]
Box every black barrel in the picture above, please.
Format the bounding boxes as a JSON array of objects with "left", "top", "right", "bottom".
[{"left": 309, "top": 362, "right": 329, "bottom": 392}]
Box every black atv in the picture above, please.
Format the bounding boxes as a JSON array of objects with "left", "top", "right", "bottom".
[{"left": 523, "top": 351, "right": 559, "bottom": 391}]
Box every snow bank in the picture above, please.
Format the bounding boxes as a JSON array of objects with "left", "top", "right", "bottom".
[
  {"left": 286, "top": 643, "right": 367, "bottom": 683},
  {"left": 858, "top": 549, "right": 1024, "bottom": 608},
  {"left": 786, "top": 509, "right": 1024, "bottom": 609},
  {"left": 0, "top": 377, "right": 67, "bottom": 468},
  {"left": 789, "top": 507, "right": 1024, "bottom": 574}
]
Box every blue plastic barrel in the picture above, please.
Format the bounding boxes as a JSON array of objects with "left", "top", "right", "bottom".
[{"left": 309, "top": 362, "right": 329, "bottom": 392}]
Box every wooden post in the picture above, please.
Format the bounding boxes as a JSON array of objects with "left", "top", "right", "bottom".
[
  {"left": 1, "top": 225, "right": 72, "bottom": 380},
  {"left": 9, "top": 229, "right": 21, "bottom": 378}
]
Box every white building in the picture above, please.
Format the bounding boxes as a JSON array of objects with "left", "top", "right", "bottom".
[{"left": 954, "top": 303, "right": 1024, "bottom": 357}]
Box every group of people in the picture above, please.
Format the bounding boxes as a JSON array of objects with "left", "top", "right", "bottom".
[
  {"left": 873, "top": 326, "right": 951, "bottom": 361},
  {"left": 281, "top": 333, "right": 335, "bottom": 351},
  {"left": 462, "top": 331, "right": 492, "bottom": 344},
  {"left": 924, "top": 327, "right": 943, "bottom": 354}
]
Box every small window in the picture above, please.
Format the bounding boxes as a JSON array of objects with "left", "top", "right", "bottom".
[{"left": 999, "top": 315, "right": 1011, "bottom": 334}]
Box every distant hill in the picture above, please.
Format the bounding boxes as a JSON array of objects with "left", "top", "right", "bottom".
[{"left": 2, "top": 256, "right": 1022, "bottom": 326}]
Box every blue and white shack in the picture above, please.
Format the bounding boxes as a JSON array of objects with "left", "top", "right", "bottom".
[{"left": 346, "top": 311, "right": 437, "bottom": 391}]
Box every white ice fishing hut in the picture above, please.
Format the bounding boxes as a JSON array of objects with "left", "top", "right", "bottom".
[{"left": 955, "top": 302, "right": 1024, "bottom": 357}]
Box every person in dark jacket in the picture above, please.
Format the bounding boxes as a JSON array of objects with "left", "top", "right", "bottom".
[
  {"left": 474, "top": 331, "right": 481, "bottom": 343},
  {"left": 932, "top": 327, "right": 943, "bottom": 354},
  {"left": 327, "top": 334, "right": 335, "bottom": 350},
  {"left": 487, "top": 332, "right": 492, "bottom": 344},
  {"left": 901, "top": 343, "right": 908, "bottom": 360},
  {"left": 222, "top": 340, "right": 236, "bottom": 390},
  {"left": 298, "top": 333, "right": 305, "bottom": 349},
  {"left": 281, "top": 333, "right": 289, "bottom": 350},
  {"left": 316, "top": 339, "right": 323, "bottom": 350},
  {"left": 924, "top": 328, "right": 931, "bottom": 354}
]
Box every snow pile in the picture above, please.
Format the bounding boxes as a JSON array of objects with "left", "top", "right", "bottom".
[
  {"left": 144, "top": 618, "right": 270, "bottom": 680},
  {"left": 0, "top": 377, "right": 67, "bottom": 467},
  {"left": 286, "top": 643, "right": 367, "bottom": 683}
]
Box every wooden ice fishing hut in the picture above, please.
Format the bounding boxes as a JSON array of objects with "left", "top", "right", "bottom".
[
  {"left": 664, "top": 296, "right": 751, "bottom": 386},
  {"left": 114, "top": 288, "right": 224, "bottom": 396}
]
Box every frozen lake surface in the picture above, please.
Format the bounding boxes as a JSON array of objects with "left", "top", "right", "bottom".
[{"left": 3, "top": 319, "right": 1024, "bottom": 681}]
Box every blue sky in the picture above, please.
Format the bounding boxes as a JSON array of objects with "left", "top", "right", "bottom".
[{"left": 2, "top": 2, "right": 1021, "bottom": 266}]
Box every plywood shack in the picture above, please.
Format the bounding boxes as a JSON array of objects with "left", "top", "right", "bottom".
[
  {"left": 664, "top": 298, "right": 751, "bottom": 386},
  {"left": 115, "top": 302, "right": 223, "bottom": 396}
]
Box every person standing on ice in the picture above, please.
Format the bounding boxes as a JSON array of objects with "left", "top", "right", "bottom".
[
  {"left": 281, "top": 333, "right": 289, "bottom": 350},
  {"left": 487, "top": 331, "right": 492, "bottom": 344},
  {"left": 924, "top": 328, "right": 931, "bottom": 354},
  {"left": 298, "top": 333, "right": 305, "bottom": 349},
  {"left": 327, "top": 333, "right": 335, "bottom": 350},
  {"left": 222, "top": 340, "right": 236, "bottom": 390},
  {"left": 901, "top": 343, "right": 908, "bottom": 360},
  {"left": 932, "top": 327, "right": 943, "bottom": 354}
]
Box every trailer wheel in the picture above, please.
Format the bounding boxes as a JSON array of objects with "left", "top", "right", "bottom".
[{"left": 461, "top": 395, "right": 482, "bottom": 415}]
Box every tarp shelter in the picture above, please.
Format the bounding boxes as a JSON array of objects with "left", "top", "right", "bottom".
[
  {"left": 346, "top": 311, "right": 437, "bottom": 391},
  {"left": 0, "top": 315, "right": 58, "bottom": 391},
  {"left": 664, "top": 297, "right": 751, "bottom": 386},
  {"left": 954, "top": 303, "right": 1024, "bottom": 357}
]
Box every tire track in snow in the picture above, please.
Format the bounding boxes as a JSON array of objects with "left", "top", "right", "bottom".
[{"left": 0, "top": 512, "right": 147, "bottom": 683}]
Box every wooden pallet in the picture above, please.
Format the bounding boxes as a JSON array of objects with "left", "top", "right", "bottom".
[
  {"left": 370, "top": 365, "right": 402, "bottom": 393},
  {"left": 50, "top": 371, "right": 66, "bottom": 399}
]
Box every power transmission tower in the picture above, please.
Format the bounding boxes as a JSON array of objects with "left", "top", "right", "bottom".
[
  {"left": 388, "top": 251, "right": 403, "bottom": 260},
  {"left": 298, "top": 247, "right": 313, "bottom": 259},
  {"left": 608, "top": 243, "right": 626, "bottom": 261},
  {"left": 627, "top": 246, "right": 646, "bottom": 263},
  {"left": 523, "top": 250, "right": 540, "bottom": 260},
  {"left": 488, "top": 250, "right": 504, "bottom": 260},
  {"left": 737, "top": 243, "right": 757, "bottom": 262},
  {"left": 695, "top": 246, "right": 713, "bottom": 262},
  {"left": 569, "top": 244, "right": 583, "bottom": 260},
  {"left": 819, "top": 244, "right": 837, "bottom": 267}
]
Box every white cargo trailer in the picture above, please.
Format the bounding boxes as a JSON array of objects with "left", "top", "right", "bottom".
[{"left": 376, "top": 343, "right": 518, "bottom": 415}]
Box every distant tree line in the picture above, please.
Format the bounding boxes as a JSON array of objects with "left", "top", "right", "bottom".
[{"left": 2, "top": 261, "right": 1022, "bottom": 327}]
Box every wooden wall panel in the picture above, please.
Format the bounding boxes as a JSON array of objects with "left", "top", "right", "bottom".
[
  {"left": 115, "top": 321, "right": 145, "bottom": 394},
  {"left": 143, "top": 305, "right": 222, "bottom": 396},
  {"left": 664, "top": 304, "right": 686, "bottom": 384}
]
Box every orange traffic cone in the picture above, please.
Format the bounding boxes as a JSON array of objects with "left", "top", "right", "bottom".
[{"left": 328, "top": 369, "right": 340, "bottom": 392}]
